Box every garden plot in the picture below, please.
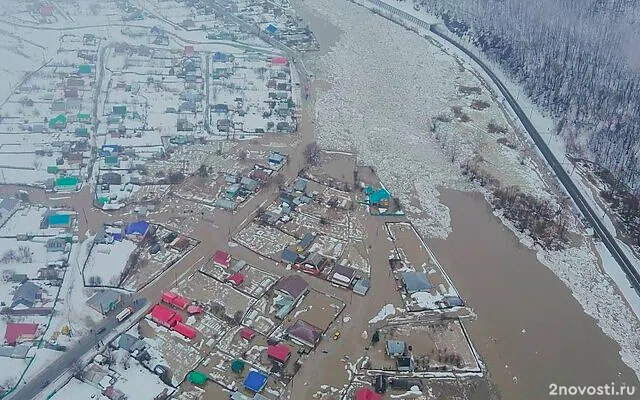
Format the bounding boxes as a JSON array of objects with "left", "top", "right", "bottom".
[
  {"left": 108, "top": 349, "right": 175, "bottom": 399},
  {"left": 122, "top": 226, "right": 197, "bottom": 291},
  {"left": 146, "top": 142, "right": 242, "bottom": 179},
  {"left": 130, "top": 184, "right": 170, "bottom": 204},
  {"left": 235, "top": 222, "right": 297, "bottom": 258},
  {"left": 309, "top": 234, "right": 346, "bottom": 260},
  {"left": 0, "top": 206, "right": 70, "bottom": 237},
  {"left": 84, "top": 239, "right": 137, "bottom": 287},
  {"left": 241, "top": 296, "right": 280, "bottom": 336},
  {"left": 200, "top": 259, "right": 279, "bottom": 299},
  {"left": 339, "top": 242, "right": 370, "bottom": 277},
  {"left": 303, "top": 151, "right": 357, "bottom": 189},
  {"left": 187, "top": 312, "right": 232, "bottom": 346},
  {"left": 137, "top": 319, "right": 203, "bottom": 385},
  {"left": 174, "top": 177, "right": 222, "bottom": 207},
  {"left": 179, "top": 272, "right": 255, "bottom": 322},
  {"left": 282, "top": 208, "right": 349, "bottom": 240},
  {"left": 172, "top": 385, "right": 206, "bottom": 400},
  {"left": 368, "top": 320, "right": 478, "bottom": 372},
  {"left": 387, "top": 222, "right": 460, "bottom": 311},
  {"left": 286, "top": 289, "right": 345, "bottom": 332},
  {"left": 0, "top": 238, "right": 67, "bottom": 278}
]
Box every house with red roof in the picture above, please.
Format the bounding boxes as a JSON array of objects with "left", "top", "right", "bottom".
[
  {"left": 4, "top": 323, "right": 38, "bottom": 345},
  {"left": 227, "top": 272, "right": 245, "bottom": 286},
  {"left": 173, "top": 322, "right": 197, "bottom": 339},
  {"left": 240, "top": 327, "right": 256, "bottom": 341},
  {"left": 184, "top": 45, "right": 194, "bottom": 57},
  {"left": 213, "top": 250, "right": 231, "bottom": 268},
  {"left": 161, "top": 291, "right": 190, "bottom": 310},
  {"left": 267, "top": 343, "right": 291, "bottom": 364},
  {"left": 150, "top": 304, "right": 181, "bottom": 328},
  {"left": 354, "top": 388, "right": 382, "bottom": 400}
]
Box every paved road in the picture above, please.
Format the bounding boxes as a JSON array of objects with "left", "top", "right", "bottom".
[
  {"left": 8, "top": 298, "right": 145, "bottom": 400},
  {"left": 425, "top": 25, "right": 640, "bottom": 293}
]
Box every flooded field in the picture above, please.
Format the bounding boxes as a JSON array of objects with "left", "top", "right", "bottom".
[{"left": 431, "top": 190, "right": 638, "bottom": 399}]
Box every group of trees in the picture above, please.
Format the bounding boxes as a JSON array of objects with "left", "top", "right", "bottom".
[{"left": 422, "top": 0, "right": 640, "bottom": 193}]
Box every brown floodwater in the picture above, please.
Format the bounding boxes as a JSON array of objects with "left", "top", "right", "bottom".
[{"left": 430, "top": 189, "right": 637, "bottom": 399}]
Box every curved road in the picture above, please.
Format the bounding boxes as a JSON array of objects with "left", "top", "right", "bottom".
[{"left": 356, "top": 0, "right": 640, "bottom": 293}]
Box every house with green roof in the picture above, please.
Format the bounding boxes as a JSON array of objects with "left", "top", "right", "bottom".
[
  {"left": 75, "top": 127, "right": 89, "bottom": 137},
  {"left": 48, "top": 114, "right": 67, "bottom": 130},
  {"left": 48, "top": 214, "right": 71, "bottom": 228},
  {"left": 55, "top": 176, "right": 79, "bottom": 192},
  {"left": 112, "top": 105, "right": 127, "bottom": 116},
  {"left": 78, "top": 64, "right": 92, "bottom": 74},
  {"left": 104, "top": 156, "right": 119, "bottom": 166},
  {"left": 47, "top": 166, "right": 59, "bottom": 174}
]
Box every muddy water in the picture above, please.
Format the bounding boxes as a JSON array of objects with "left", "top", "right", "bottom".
[{"left": 431, "top": 190, "right": 637, "bottom": 399}]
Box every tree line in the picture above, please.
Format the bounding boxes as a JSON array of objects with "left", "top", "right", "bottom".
[{"left": 421, "top": 0, "right": 640, "bottom": 193}]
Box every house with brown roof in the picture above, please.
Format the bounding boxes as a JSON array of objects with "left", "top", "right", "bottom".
[
  {"left": 287, "top": 319, "right": 323, "bottom": 348},
  {"left": 273, "top": 275, "right": 309, "bottom": 303}
]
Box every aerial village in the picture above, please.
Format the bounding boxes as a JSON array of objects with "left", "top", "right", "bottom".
[{"left": 0, "top": 0, "right": 483, "bottom": 399}]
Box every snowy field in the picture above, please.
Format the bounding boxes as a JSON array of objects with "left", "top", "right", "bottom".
[{"left": 304, "top": 0, "right": 640, "bottom": 379}]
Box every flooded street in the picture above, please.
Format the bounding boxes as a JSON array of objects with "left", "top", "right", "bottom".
[{"left": 431, "top": 190, "right": 638, "bottom": 399}]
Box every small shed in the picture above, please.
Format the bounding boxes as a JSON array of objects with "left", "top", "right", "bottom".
[
  {"left": 240, "top": 328, "right": 255, "bottom": 341},
  {"left": 231, "top": 359, "right": 245, "bottom": 373},
  {"left": 386, "top": 340, "right": 406, "bottom": 358},
  {"left": 187, "top": 371, "right": 207, "bottom": 385},
  {"left": 244, "top": 370, "right": 268, "bottom": 393},
  {"left": 227, "top": 273, "right": 245, "bottom": 286}
]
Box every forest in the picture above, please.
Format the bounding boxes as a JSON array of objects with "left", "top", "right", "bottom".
[{"left": 422, "top": 0, "right": 640, "bottom": 193}]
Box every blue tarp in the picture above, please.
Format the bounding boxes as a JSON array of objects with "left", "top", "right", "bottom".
[
  {"left": 243, "top": 370, "right": 268, "bottom": 392},
  {"left": 125, "top": 220, "right": 149, "bottom": 236}
]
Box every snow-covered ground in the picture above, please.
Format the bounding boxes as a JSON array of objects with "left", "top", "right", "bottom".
[
  {"left": 83, "top": 238, "right": 137, "bottom": 287},
  {"left": 304, "top": 0, "right": 640, "bottom": 380}
]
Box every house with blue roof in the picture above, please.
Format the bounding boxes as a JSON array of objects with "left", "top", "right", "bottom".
[
  {"left": 213, "top": 52, "right": 228, "bottom": 62},
  {"left": 243, "top": 370, "right": 268, "bottom": 393},
  {"left": 124, "top": 220, "right": 150, "bottom": 238},
  {"left": 265, "top": 24, "right": 278, "bottom": 34}
]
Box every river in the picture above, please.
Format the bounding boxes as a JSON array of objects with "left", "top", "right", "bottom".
[{"left": 430, "top": 189, "right": 638, "bottom": 399}]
